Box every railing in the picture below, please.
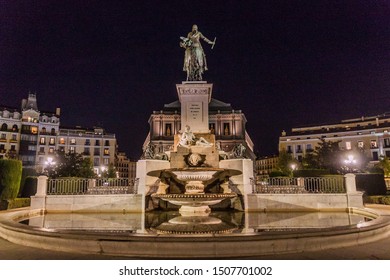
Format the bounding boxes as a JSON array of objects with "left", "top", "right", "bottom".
[
  {"left": 303, "top": 176, "right": 345, "bottom": 193},
  {"left": 252, "top": 176, "right": 345, "bottom": 194},
  {"left": 47, "top": 178, "right": 138, "bottom": 195},
  {"left": 88, "top": 178, "right": 138, "bottom": 194},
  {"left": 47, "top": 178, "right": 89, "bottom": 195}
]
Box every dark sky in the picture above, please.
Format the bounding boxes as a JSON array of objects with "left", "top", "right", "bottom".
[{"left": 1, "top": 0, "right": 389, "bottom": 159}]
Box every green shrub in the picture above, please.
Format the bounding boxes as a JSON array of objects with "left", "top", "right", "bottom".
[
  {"left": 356, "top": 173, "right": 387, "bottom": 195},
  {"left": 19, "top": 168, "right": 37, "bottom": 196},
  {"left": 293, "top": 169, "right": 330, "bottom": 177},
  {"left": 0, "top": 159, "right": 22, "bottom": 200},
  {"left": 365, "top": 195, "right": 390, "bottom": 205},
  {"left": 20, "top": 177, "right": 38, "bottom": 198},
  {"left": 269, "top": 170, "right": 287, "bottom": 177},
  {"left": 6, "top": 198, "right": 31, "bottom": 209}
]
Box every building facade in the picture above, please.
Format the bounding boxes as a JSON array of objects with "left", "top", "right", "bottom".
[
  {"left": 279, "top": 114, "right": 390, "bottom": 164},
  {"left": 144, "top": 98, "right": 255, "bottom": 159},
  {"left": 1, "top": 94, "right": 117, "bottom": 174},
  {"left": 255, "top": 155, "right": 279, "bottom": 176}
]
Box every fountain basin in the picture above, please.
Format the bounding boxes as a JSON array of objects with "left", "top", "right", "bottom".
[{"left": 152, "top": 193, "right": 237, "bottom": 213}]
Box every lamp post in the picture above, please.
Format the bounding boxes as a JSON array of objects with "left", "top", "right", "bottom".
[
  {"left": 290, "top": 163, "right": 297, "bottom": 177},
  {"left": 344, "top": 155, "right": 357, "bottom": 173},
  {"left": 44, "top": 157, "right": 56, "bottom": 177}
]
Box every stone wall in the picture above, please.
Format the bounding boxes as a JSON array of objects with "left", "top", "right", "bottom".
[
  {"left": 31, "top": 194, "right": 143, "bottom": 212},
  {"left": 247, "top": 192, "right": 363, "bottom": 211}
]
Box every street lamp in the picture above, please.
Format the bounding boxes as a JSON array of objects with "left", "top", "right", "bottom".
[
  {"left": 344, "top": 155, "right": 357, "bottom": 173},
  {"left": 44, "top": 157, "right": 56, "bottom": 176}
]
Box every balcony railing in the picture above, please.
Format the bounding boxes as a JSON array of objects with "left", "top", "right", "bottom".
[
  {"left": 252, "top": 176, "right": 345, "bottom": 194},
  {"left": 47, "top": 178, "right": 138, "bottom": 195}
]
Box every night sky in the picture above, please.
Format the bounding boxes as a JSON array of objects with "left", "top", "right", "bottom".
[{"left": 1, "top": 1, "right": 389, "bottom": 159}]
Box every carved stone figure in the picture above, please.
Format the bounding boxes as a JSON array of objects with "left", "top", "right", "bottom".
[
  {"left": 180, "top": 24, "right": 215, "bottom": 81},
  {"left": 178, "top": 125, "right": 212, "bottom": 148},
  {"left": 143, "top": 142, "right": 155, "bottom": 159},
  {"left": 232, "top": 143, "right": 246, "bottom": 159}
]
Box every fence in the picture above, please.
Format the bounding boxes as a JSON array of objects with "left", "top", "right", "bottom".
[
  {"left": 252, "top": 176, "right": 345, "bottom": 194},
  {"left": 47, "top": 178, "right": 138, "bottom": 195}
]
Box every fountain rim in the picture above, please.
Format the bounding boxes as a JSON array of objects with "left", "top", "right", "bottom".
[{"left": 1, "top": 207, "right": 390, "bottom": 258}]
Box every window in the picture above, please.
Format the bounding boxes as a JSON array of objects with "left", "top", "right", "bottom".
[
  {"left": 12, "top": 125, "right": 18, "bottom": 132},
  {"left": 358, "top": 141, "right": 364, "bottom": 149},
  {"left": 94, "top": 147, "right": 100, "bottom": 155},
  {"left": 104, "top": 140, "right": 110, "bottom": 146},
  {"left": 95, "top": 140, "right": 100, "bottom": 146},
  {"left": 49, "top": 138, "right": 55, "bottom": 145},
  {"left": 28, "top": 145, "right": 36, "bottom": 151},
  {"left": 209, "top": 123, "right": 215, "bottom": 134},
  {"left": 1, "top": 123, "right": 7, "bottom": 131},
  {"left": 31, "top": 126, "right": 38, "bottom": 134},
  {"left": 385, "top": 138, "right": 390, "bottom": 148},
  {"left": 84, "top": 147, "right": 90, "bottom": 155},
  {"left": 59, "top": 138, "right": 65, "bottom": 144},
  {"left": 12, "top": 134, "right": 17, "bottom": 141},
  {"left": 10, "top": 145, "right": 15, "bottom": 151},
  {"left": 104, "top": 148, "right": 110, "bottom": 155},
  {"left": 0, "top": 144, "right": 5, "bottom": 151},
  {"left": 345, "top": 141, "right": 352, "bottom": 150},
  {"left": 287, "top": 145, "right": 292, "bottom": 153},
  {"left": 296, "top": 145, "right": 302, "bottom": 153},
  {"left": 40, "top": 137, "right": 46, "bottom": 145},
  {"left": 39, "top": 147, "right": 45, "bottom": 153},
  {"left": 223, "top": 123, "right": 230, "bottom": 136},
  {"left": 372, "top": 151, "right": 379, "bottom": 161},
  {"left": 85, "top": 139, "right": 90, "bottom": 146},
  {"left": 306, "top": 144, "right": 312, "bottom": 151},
  {"left": 70, "top": 138, "right": 76, "bottom": 145},
  {"left": 49, "top": 147, "right": 54, "bottom": 154},
  {"left": 69, "top": 146, "right": 75, "bottom": 153},
  {"left": 51, "top": 128, "right": 56, "bottom": 135},
  {"left": 371, "top": 140, "right": 378, "bottom": 148},
  {"left": 0, "top": 133, "right": 6, "bottom": 140},
  {"left": 165, "top": 124, "right": 172, "bottom": 136},
  {"left": 41, "top": 127, "right": 46, "bottom": 134},
  {"left": 93, "top": 157, "right": 100, "bottom": 166},
  {"left": 103, "top": 158, "right": 109, "bottom": 165}
]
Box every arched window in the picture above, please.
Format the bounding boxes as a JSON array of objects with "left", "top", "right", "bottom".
[
  {"left": 12, "top": 125, "right": 18, "bottom": 132},
  {"left": 1, "top": 123, "right": 7, "bottom": 131},
  {"left": 41, "top": 127, "right": 47, "bottom": 134},
  {"left": 51, "top": 128, "right": 56, "bottom": 135}
]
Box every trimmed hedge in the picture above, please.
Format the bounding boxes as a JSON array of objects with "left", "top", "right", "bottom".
[
  {"left": 356, "top": 173, "right": 387, "bottom": 195},
  {"left": 293, "top": 169, "right": 330, "bottom": 177},
  {"left": 20, "top": 176, "right": 38, "bottom": 198},
  {"left": 0, "top": 159, "right": 22, "bottom": 200},
  {"left": 365, "top": 196, "right": 390, "bottom": 205},
  {"left": 19, "top": 168, "right": 37, "bottom": 196},
  {"left": 0, "top": 198, "right": 30, "bottom": 210}
]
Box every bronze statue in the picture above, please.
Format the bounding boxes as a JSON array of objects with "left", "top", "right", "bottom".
[{"left": 180, "top": 24, "right": 215, "bottom": 81}]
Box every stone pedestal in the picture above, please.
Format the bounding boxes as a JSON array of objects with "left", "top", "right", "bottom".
[
  {"left": 219, "top": 158, "right": 254, "bottom": 211},
  {"left": 176, "top": 81, "right": 213, "bottom": 133},
  {"left": 136, "top": 159, "right": 170, "bottom": 210}
]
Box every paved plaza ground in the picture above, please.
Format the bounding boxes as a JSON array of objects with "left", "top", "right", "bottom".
[{"left": 0, "top": 204, "right": 389, "bottom": 260}]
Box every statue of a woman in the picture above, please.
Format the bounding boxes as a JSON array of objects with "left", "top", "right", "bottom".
[{"left": 180, "top": 24, "right": 214, "bottom": 81}]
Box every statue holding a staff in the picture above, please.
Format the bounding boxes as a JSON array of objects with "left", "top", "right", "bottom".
[{"left": 180, "top": 24, "right": 216, "bottom": 81}]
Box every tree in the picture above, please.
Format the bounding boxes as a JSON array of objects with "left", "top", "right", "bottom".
[
  {"left": 275, "top": 149, "right": 296, "bottom": 176},
  {"left": 313, "top": 139, "right": 342, "bottom": 173},
  {"left": 375, "top": 156, "right": 390, "bottom": 176},
  {"left": 48, "top": 151, "right": 95, "bottom": 178},
  {"left": 0, "top": 159, "right": 22, "bottom": 200},
  {"left": 101, "top": 163, "right": 117, "bottom": 178}
]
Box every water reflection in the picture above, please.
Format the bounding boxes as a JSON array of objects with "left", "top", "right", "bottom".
[{"left": 19, "top": 210, "right": 372, "bottom": 235}]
